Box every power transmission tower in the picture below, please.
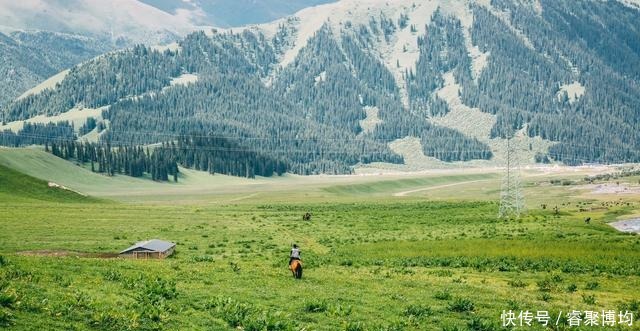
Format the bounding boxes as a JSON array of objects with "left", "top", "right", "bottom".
[{"left": 498, "top": 133, "right": 524, "bottom": 219}]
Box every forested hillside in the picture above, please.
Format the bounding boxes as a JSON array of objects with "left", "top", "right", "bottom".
[
  {"left": 0, "top": 31, "right": 111, "bottom": 108},
  {"left": 2, "top": 0, "right": 639, "bottom": 178}
]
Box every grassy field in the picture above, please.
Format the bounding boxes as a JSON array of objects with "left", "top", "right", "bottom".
[{"left": 1, "top": 150, "right": 639, "bottom": 330}]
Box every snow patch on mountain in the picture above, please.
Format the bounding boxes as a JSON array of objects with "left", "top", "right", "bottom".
[
  {"left": 440, "top": 1, "right": 490, "bottom": 80},
  {"left": 433, "top": 72, "right": 496, "bottom": 140},
  {"left": 0, "top": 107, "right": 104, "bottom": 134},
  {"left": 0, "top": 0, "right": 196, "bottom": 44},
  {"left": 618, "top": 0, "right": 640, "bottom": 9},
  {"left": 431, "top": 71, "right": 556, "bottom": 164},
  {"left": 16, "top": 69, "right": 69, "bottom": 101},
  {"left": 314, "top": 71, "right": 327, "bottom": 85},
  {"left": 170, "top": 73, "right": 199, "bottom": 87},
  {"left": 378, "top": 2, "right": 439, "bottom": 107},
  {"left": 264, "top": 0, "right": 492, "bottom": 106},
  {"left": 151, "top": 42, "right": 182, "bottom": 53},
  {"left": 359, "top": 106, "right": 382, "bottom": 134},
  {"left": 557, "top": 81, "right": 585, "bottom": 104}
]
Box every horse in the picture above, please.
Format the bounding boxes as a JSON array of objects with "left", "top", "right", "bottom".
[
  {"left": 290, "top": 259, "right": 303, "bottom": 279},
  {"left": 302, "top": 212, "right": 312, "bottom": 222}
]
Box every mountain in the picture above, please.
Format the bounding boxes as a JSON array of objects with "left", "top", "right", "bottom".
[
  {"left": 0, "top": 31, "right": 112, "bottom": 109},
  {"left": 0, "top": 0, "right": 194, "bottom": 44},
  {"left": 2, "top": 0, "right": 640, "bottom": 177},
  {"left": 0, "top": 0, "right": 338, "bottom": 110},
  {"left": 138, "top": 0, "right": 337, "bottom": 27}
]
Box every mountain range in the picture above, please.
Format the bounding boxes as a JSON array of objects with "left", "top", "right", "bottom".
[
  {"left": 1, "top": 0, "right": 640, "bottom": 177},
  {"left": 0, "top": 0, "right": 335, "bottom": 108}
]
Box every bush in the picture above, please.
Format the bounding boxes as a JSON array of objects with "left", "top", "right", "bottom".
[
  {"left": 103, "top": 270, "right": 122, "bottom": 282},
  {"left": 229, "top": 262, "right": 241, "bottom": 273},
  {"left": 539, "top": 292, "right": 552, "bottom": 302},
  {"left": 209, "top": 297, "right": 296, "bottom": 331},
  {"left": 192, "top": 255, "right": 214, "bottom": 262},
  {"left": 0, "top": 308, "right": 14, "bottom": 327},
  {"left": 448, "top": 297, "right": 474, "bottom": 312},
  {"left": 582, "top": 294, "right": 596, "bottom": 305},
  {"left": 328, "top": 303, "right": 352, "bottom": 317},
  {"left": 343, "top": 321, "right": 366, "bottom": 331},
  {"left": 0, "top": 256, "right": 7, "bottom": 267},
  {"left": 566, "top": 283, "right": 578, "bottom": 292},
  {"left": 0, "top": 291, "right": 17, "bottom": 308},
  {"left": 434, "top": 289, "right": 451, "bottom": 300},
  {"left": 619, "top": 299, "right": 640, "bottom": 316},
  {"left": 536, "top": 278, "right": 554, "bottom": 292},
  {"left": 507, "top": 279, "right": 527, "bottom": 288},
  {"left": 403, "top": 304, "right": 431, "bottom": 318},
  {"left": 585, "top": 281, "right": 599, "bottom": 290},
  {"left": 467, "top": 317, "right": 495, "bottom": 331},
  {"left": 303, "top": 300, "right": 328, "bottom": 313}
]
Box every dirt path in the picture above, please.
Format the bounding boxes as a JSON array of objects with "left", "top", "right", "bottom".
[
  {"left": 17, "top": 250, "right": 118, "bottom": 258},
  {"left": 393, "top": 179, "right": 491, "bottom": 197}
]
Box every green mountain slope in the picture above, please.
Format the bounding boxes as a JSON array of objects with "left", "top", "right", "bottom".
[
  {"left": 2, "top": 0, "right": 639, "bottom": 177},
  {"left": 0, "top": 158, "right": 91, "bottom": 203}
]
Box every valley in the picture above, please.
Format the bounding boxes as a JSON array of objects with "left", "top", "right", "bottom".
[
  {"left": 1, "top": 1, "right": 640, "bottom": 330},
  {"left": 1, "top": 148, "right": 640, "bottom": 330}
]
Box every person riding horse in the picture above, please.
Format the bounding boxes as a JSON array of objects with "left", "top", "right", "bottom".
[
  {"left": 289, "top": 244, "right": 303, "bottom": 278},
  {"left": 289, "top": 244, "right": 301, "bottom": 266}
]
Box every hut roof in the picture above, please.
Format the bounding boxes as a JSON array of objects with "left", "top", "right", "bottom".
[{"left": 120, "top": 239, "right": 175, "bottom": 254}]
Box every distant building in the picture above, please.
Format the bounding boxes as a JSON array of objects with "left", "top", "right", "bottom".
[{"left": 119, "top": 239, "right": 176, "bottom": 259}]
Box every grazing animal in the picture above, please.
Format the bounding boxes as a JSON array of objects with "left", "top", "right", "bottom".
[
  {"left": 303, "top": 212, "right": 312, "bottom": 222},
  {"left": 290, "top": 259, "right": 303, "bottom": 279},
  {"left": 584, "top": 217, "right": 591, "bottom": 224}
]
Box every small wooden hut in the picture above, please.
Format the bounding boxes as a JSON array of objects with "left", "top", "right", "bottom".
[{"left": 119, "top": 239, "right": 175, "bottom": 259}]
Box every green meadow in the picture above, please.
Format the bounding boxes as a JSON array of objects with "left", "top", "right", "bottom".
[{"left": 1, "top": 149, "right": 639, "bottom": 330}]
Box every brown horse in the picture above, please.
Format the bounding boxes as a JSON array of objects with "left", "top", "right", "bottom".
[{"left": 290, "top": 259, "right": 303, "bottom": 279}]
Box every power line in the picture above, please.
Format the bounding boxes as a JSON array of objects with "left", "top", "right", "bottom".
[{"left": 498, "top": 129, "right": 524, "bottom": 219}]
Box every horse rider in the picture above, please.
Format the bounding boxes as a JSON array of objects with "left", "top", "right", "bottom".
[{"left": 289, "top": 244, "right": 301, "bottom": 266}]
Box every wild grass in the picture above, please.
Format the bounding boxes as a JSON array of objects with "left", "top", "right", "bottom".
[{"left": 1, "top": 181, "right": 639, "bottom": 329}]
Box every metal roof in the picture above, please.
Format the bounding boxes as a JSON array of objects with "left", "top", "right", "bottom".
[{"left": 120, "top": 239, "right": 176, "bottom": 254}]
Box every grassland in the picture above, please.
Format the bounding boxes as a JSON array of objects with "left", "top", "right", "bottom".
[{"left": 1, "top": 149, "right": 639, "bottom": 330}]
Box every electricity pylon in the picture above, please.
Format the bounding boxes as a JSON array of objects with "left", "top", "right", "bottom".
[{"left": 498, "top": 134, "right": 524, "bottom": 219}]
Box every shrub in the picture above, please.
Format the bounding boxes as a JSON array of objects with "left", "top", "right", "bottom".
[
  {"left": 0, "top": 291, "right": 17, "bottom": 308},
  {"left": 448, "top": 297, "right": 475, "bottom": 312},
  {"left": 434, "top": 289, "right": 451, "bottom": 300},
  {"left": 539, "top": 292, "right": 552, "bottom": 302},
  {"left": 403, "top": 304, "right": 431, "bottom": 318},
  {"left": 103, "top": 270, "right": 122, "bottom": 282},
  {"left": 0, "top": 308, "right": 14, "bottom": 327},
  {"left": 192, "top": 255, "right": 214, "bottom": 262},
  {"left": 582, "top": 294, "right": 596, "bottom": 305},
  {"left": 536, "top": 278, "right": 554, "bottom": 292},
  {"left": 467, "top": 317, "right": 495, "bottom": 331},
  {"left": 343, "top": 321, "right": 366, "bottom": 331},
  {"left": 244, "top": 310, "right": 294, "bottom": 331},
  {"left": 619, "top": 299, "right": 640, "bottom": 316},
  {"left": 0, "top": 256, "right": 7, "bottom": 267},
  {"left": 585, "top": 281, "right": 599, "bottom": 290},
  {"left": 507, "top": 279, "right": 527, "bottom": 288},
  {"left": 340, "top": 260, "right": 354, "bottom": 267},
  {"left": 328, "top": 303, "right": 352, "bottom": 317},
  {"left": 371, "top": 320, "right": 407, "bottom": 331},
  {"left": 303, "top": 300, "right": 328, "bottom": 313},
  {"left": 229, "top": 262, "right": 241, "bottom": 273},
  {"left": 209, "top": 297, "right": 296, "bottom": 331},
  {"left": 506, "top": 299, "right": 520, "bottom": 310}
]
